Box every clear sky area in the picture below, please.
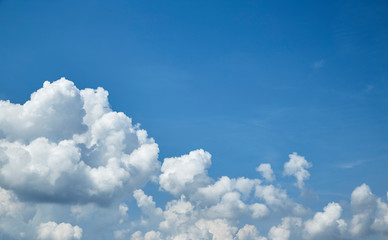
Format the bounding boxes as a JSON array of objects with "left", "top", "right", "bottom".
[{"left": 0, "top": 1, "right": 387, "bottom": 239}]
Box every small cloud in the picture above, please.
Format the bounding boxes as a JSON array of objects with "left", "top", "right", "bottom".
[
  {"left": 256, "top": 163, "right": 275, "bottom": 182},
  {"left": 283, "top": 152, "right": 312, "bottom": 192},
  {"left": 338, "top": 159, "right": 365, "bottom": 169},
  {"left": 312, "top": 59, "right": 325, "bottom": 70}
]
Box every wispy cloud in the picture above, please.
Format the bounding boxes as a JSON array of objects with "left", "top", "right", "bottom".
[
  {"left": 364, "top": 84, "right": 374, "bottom": 94},
  {"left": 338, "top": 159, "right": 366, "bottom": 169},
  {"left": 312, "top": 59, "right": 325, "bottom": 70}
]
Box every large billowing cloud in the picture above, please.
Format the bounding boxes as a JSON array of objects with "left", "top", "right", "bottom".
[
  {"left": 0, "top": 78, "right": 160, "bottom": 204},
  {"left": 0, "top": 79, "right": 387, "bottom": 240}
]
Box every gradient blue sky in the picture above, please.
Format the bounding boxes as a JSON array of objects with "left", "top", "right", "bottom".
[{"left": 0, "top": 1, "right": 388, "bottom": 239}]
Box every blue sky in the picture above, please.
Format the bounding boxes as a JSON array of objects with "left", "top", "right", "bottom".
[{"left": 0, "top": 0, "right": 387, "bottom": 239}]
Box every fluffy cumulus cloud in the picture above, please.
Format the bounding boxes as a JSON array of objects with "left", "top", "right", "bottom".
[
  {"left": 304, "top": 202, "right": 345, "bottom": 239},
  {"left": 0, "top": 78, "right": 160, "bottom": 204},
  {"left": 349, "top": 184, "right": 376, "bottom": 237},
  {"left": 0, "top": 79, "right": 159, "bottom": 238},
  {"left": 0, "top": 78, "right": 387, "bottom": 240},
  {"left": 283, "top": 152, "right": 312, "bottom": 191},
  {"left": 372, "top": 198, "right": 388, "bottom": 234},
  {"left": 236, "top": 224, "right": 267, "bottom": 240},
  {"left": 254, "top": 184, "right": 307, "bottom": 216},
  {"left": 37, "top": 222, "right": 82, "bottom": 240},
  {"left": 256, "top": 163, "right": 275, "bottom": 182},
  {"left": 268, "top": 217, "right": 302, "bottom": 240},
  {"left": 159, "top": 149, "right": 211, "bottom": 195},
  {"left": 0, "top": 186, "right": 33, "bottom": 239}
]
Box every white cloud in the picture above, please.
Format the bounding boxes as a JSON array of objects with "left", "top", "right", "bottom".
[
  {"left": 37, "top": 222, "right": 82, "bottom": 240},
  {"left": 159, "top": 149, "right": 211, "bottom": 195},
  {"left": 159, "top": 196, "right": 195, "bottom": 232},
  {"left": 195, "top": 176, "right": 260, "bottom": 206},
  {"left": 0, "top": 187, "right": 34, "bottom": 239},
  {"left": 250, "top": 203, "right": 270, "bottom": 219},
  {"left": 256, "top": 163, "right": 275, "bottom": 182},
  {"left": 254, "top": 184, "right": 307, "bottom": 215},
  {"left": 268, "top": 217, "right": 302, "bottom": 240},
  {"left": 0, "top": 78, "right": 160, "bottom": 204},
  {"left": 205, "top": 191, "right": 269, "bottom": 220},
  {"left": 205, "top": 192, "right": 248, "bottom": 219},
  {"left": 130, "top": 231, "right": 144, "bottom": 240},
  {"left": 371, "top": 198, "right": 388, "bottom": 233},
  {"left": 0, "top": 187, "right": 24, "bottom": 218},
  {"left": 119, "top": 203, "right": 128, "bottom": 224},
  {"left": 131, "top": 231, "right": 162, "bottom": 240},
  {"left": 143, "top": 231, "right": 162, "bottom": 240},
  {"left": 134, "top": 189, "right": 163, "bottom": 217},
  {"left": 119, "top": 203, "right": 128, "bottom": 217},
  {"left": 196, "top": 218, "right": 237, "bottom": 240},
  {"left": 191, "top": 175, "right": 267, "bottom": 220},
  {"left": 0, "top": 79, "right": 86, "bottom": 143},
  {"left": 283, "top": 152, "right": 312, "bottom": 191},
  {"left": 115, "top": 229, "right": 131, "bottom": 239},
  {"left": 304, "top": 202, "right": 344, "bottom": 239},
  {"left": 349, "top": 184, "right": 376, "bottom": 237},
  {"left": 236, "top": 224, "right": 267, "bottom": 240},
  {"left": 338, "top": 159, "right": 365, "bottom": 169},
  {"left": 132, "top": 178, "right": 268, "bottom": 239}
]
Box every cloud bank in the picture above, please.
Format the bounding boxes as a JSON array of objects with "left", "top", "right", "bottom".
[{"left": 0, "top": 78, "right": 387, "bottom": 240}]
